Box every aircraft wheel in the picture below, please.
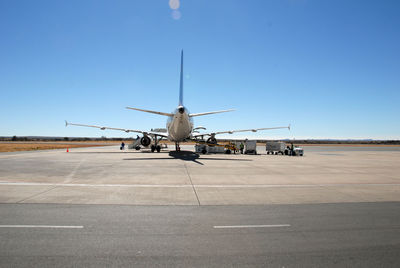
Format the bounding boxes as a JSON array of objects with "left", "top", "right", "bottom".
[
  {"left": 225, "top": 149, "right": 231, "bottom": 154},
  {"left": 151, "top": 145, "right": 156, "bottom": 152},
  {"left": 135, "top": 146, "right": 141, "bottom": 150},
  {"left": 156, "top": 145, "right": 161, "bottom": 152},
  {"left": 201, "top": 148, "right": 207, "bottom": 154}
]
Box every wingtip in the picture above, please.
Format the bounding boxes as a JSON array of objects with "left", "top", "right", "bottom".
[
  {"left": 288, "top": 124, "right": 291, "bottom": 130},
  {"left": 65, "top": 120, "right": 68, "bottom": 127}
]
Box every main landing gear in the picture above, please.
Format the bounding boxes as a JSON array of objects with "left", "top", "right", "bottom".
[
  {"left": 151, "top": 144, "right": 161, "bottom": 153},
  {"left": 150, "top": 136, "right": 161, "bottom": 153}
]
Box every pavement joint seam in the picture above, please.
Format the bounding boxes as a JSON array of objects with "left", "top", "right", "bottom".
[
  {"left": 16, "top": 158, "right": 87, "bottom": 203},
  {"left": 15, "top": 185, "right": 60, "bottom": 204},
  {"left": 63, "top": 158, "right": 86, "bottom": 183},
  {"left": 183, "top": 162, "right": 201, "bottom": 206}
]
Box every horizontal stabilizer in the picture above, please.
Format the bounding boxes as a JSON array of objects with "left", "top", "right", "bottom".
[
  {"left": 189, "top": 109, "right": 235, "bottom": 117},
  {"left": 126, "top": 107, "right": 173, "bottom": 117}
]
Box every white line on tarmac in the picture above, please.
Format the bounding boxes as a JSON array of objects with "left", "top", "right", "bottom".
[
  {"left": 0, "top": 225, "right": 83, "bottom": 229},
  {"left": 214, "top": 224, "right": 291, "bottom": 229},
  {"left": 0, "top": 182, "right": 192, "bottom": 188},
  {"left": 0, "top": 182, "right": 399, "bottom": 188}
]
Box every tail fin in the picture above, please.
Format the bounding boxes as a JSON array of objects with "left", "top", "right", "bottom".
[{"left": 179, "top": 50, "right": 183, "bottom": 106}]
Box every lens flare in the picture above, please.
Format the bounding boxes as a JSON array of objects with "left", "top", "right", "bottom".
[{"left": 169, "top": 0, "right": 180, "bottom": 10}]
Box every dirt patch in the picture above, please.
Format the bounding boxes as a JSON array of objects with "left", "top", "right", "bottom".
[{"left": 0, "top": 143, "right": 111, "bottom": 152}]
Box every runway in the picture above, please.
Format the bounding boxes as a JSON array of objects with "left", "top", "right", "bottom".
[{"left": 1, "top": 202, "right": 399, "bottom": 267}]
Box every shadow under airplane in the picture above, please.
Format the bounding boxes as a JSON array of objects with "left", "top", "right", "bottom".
[{"left": 123, "top": 150, "right": 252, "bottom": 165}]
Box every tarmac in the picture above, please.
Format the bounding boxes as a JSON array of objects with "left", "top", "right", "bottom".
[
  {"left": 0, "top": 145, "right": 399, "bottom": 205},
  {"left": 1, "top": 145, "right": 400, "bottom": 267}
]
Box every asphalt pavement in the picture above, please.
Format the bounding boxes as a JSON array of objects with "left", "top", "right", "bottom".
[{"left": 1, "top": 202, "right": 399, "bottom": 267}]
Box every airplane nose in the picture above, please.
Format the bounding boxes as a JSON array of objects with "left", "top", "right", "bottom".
[{"left": 178, "top": 107, "right": 185, "bottom": 114}]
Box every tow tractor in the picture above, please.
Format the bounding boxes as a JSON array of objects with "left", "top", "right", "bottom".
[{"left": 266, "top": 141, "right": 304, "bottom": 156}]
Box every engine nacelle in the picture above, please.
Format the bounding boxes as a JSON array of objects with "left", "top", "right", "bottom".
[
  {"left": 140, "top": 136, "right": 152, "bottom": 147},
  {"left": 207, "top": 137, "right": 217, "bottom": 145}
]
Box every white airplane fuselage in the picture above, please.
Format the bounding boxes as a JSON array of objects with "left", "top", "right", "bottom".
[{"left": 167, "top": 106, "right": 193, "bottom": 142}]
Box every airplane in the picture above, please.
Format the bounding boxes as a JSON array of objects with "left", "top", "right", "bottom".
[{"left": 66, "top": 50, "right": 290, "bottom": 152}]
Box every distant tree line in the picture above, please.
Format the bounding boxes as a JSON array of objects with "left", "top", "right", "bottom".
[
  {"left": 2, "top": 136, "right": 134, "bottom": 142},
  {"left": 217, "top": 139, "right": 400, "bottom": 145}
]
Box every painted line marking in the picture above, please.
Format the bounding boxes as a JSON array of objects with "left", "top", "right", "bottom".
[
  {"left": 0, "top": 182, "right": 399, "bottom": 188},
  {"left": 0, "top": 225, "right": 83, "bottom": 229},
  {"left": 0, "top": 182, "right": 192, "bottom": 188},
  {"left": 214, "top": 224, "right": 291, "bottom": 229}
]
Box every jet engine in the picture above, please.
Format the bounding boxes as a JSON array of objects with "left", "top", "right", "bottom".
[
  {"left": 140, "top": 136, "right": 152, "bottom": 147},
  {"left": 207, "top": 137, "right": 217, "bottom": 145}
]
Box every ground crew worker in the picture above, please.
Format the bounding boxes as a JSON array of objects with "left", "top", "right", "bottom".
[
  {"left": 239, "top": 142, "right": 244, "bottom": 154},
  {"left": 120, "top": 142, "right": 125, "bottom": 150}
]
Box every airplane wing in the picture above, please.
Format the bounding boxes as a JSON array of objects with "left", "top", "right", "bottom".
[
  {"left": 65, "top": 121, "right": 168, "bottom": 138},
  {"left": 126, "top": 107, "right": 174, "bottom": 117},
  {"left": 189, "top": 109, "right": 235, "bottom": 117},
  {"left": 192, "top": 125, "right": 290, "bottom": 137}
]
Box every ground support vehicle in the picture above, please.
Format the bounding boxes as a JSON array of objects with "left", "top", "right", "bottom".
[
  {"left": 129, "top": 139, "right": 142, "bottom": 150},
  {"left": 244, "top": 140, "right": 257, "bottom": 154},
  {"left": 195, "top": 141, "right": 237, "bottom": 154},
  {"left": 195, "top": 144, "right": 224, "bottom": 154},
  {"left": 266, "top": 141, "right": 286, "bottom": 155},
  {"left": 292, "top": 147, "right": 304, "bottom": 156},
  {"left": 283, "top": 145, "right": 304, "bottom": 156}
]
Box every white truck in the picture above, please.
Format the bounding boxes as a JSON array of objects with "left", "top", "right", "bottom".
[
  {"left": 292, "top": 147, "right": 304, "bottom": 156},
  {"left": 266, "top": 141, "right": 286, "bottom": 155}
]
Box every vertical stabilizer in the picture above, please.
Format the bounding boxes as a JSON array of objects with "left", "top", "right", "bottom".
[{"left": 179, "top": 50, "right": 183, "bottom": 106}]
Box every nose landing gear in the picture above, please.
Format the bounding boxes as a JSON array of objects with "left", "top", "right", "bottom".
[{"left": 175, "top": 142, "right": 181, "bottom": 151}]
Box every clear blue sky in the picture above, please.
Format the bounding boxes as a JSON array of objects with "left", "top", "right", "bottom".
[{"left": 1, "top": 0, "right": 399, "bottom": 139}]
